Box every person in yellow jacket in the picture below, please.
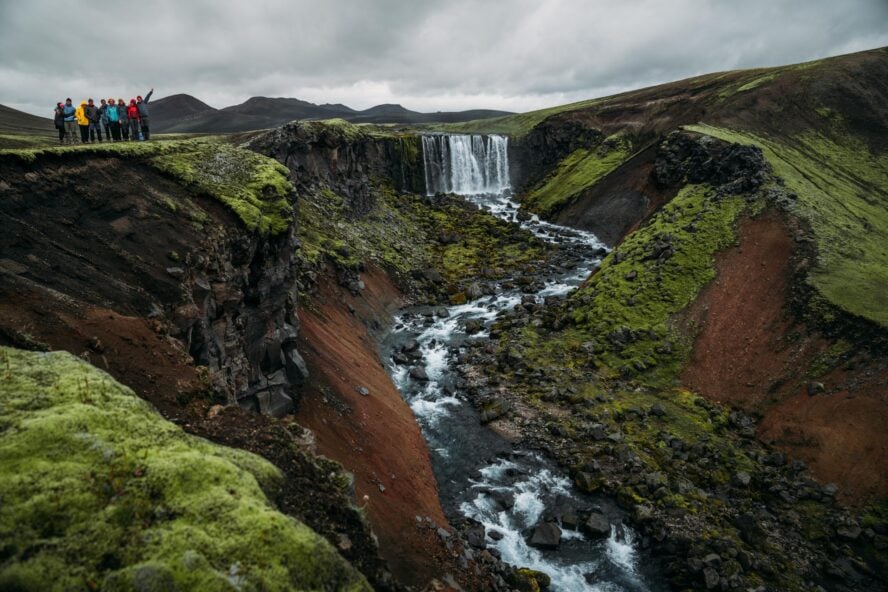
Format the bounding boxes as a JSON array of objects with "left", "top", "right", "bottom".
[{"left": 74, "top": 101, "right": 89, "bottom": 144}]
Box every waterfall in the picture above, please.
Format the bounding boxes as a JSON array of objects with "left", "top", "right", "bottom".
[{"left": 422, "top": 134, "right": 510, "bottom": 196}]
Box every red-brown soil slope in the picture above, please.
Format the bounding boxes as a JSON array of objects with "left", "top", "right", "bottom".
[
  {"left": 296, "top": 268, "right": 474, "bottom": 587},
  {"left": 681, "top": 211, "right": 888, "bottom": 501}
]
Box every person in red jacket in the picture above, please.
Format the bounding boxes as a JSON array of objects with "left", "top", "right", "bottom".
[{"left": 126, "top": 99, "right": 141, "bottom": 141}]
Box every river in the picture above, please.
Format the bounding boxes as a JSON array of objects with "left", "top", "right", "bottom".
[{"left": 381, "top": 134, "right": 664, "bottom": 592}]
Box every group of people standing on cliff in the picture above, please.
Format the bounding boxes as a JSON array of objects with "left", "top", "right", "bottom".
[{"left": 52, "top": 89, "right": 153, "bottom": 145}]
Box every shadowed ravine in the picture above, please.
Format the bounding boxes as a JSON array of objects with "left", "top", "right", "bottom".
[{"left": 382, "top": 135, "right": 666, "bottom": 591}]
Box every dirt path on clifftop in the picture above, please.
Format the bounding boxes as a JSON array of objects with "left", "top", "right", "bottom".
[
  {"left": 681, "top": 211, "right": 888, "bottom": 501},
  {"left": 296, "top": 268, "right": 462, "bottom": 587}
]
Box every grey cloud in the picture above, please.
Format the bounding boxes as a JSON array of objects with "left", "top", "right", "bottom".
[{"left": 1, "top": 0, "right": 886, "bottom": 116}]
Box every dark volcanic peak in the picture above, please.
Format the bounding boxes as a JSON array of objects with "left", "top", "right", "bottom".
[
  {"left": 152, "top": 93, "right": 216, "bottom": 115},
  {"left": 359, "top": 103, "right": 415, "bottom": 116},
  {"left": 148, "top": 94, "right": 513, "bottom": 133}
]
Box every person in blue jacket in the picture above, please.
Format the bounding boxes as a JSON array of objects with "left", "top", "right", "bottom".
[
  {"left": 136, "top": 88, "right": 153, "bottom": 140},
  {"left": 62, "top": 98, "right": 77, "bottom": 145},
  {"left": 104, "top": 97, "right": 121, "bottom": 141},
  {"left": 99, "top": 99, "right": 112, "bottom": 140}
]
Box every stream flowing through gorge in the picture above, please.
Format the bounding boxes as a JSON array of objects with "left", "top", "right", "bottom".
[{"left": 382, "top": 134, "right": 664, "bottom": 591}]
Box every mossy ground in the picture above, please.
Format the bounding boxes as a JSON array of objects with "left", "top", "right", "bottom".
[
  {"left": 510, "top": 183, "right": 753, "bottom": 386},
  {"left": 685, "top": 124, "right": 888, "bottom": 327},
  {"left": 521, "top": 134, "right": 633, "bottom": 217},
  {"left": 296, "top": 183, "right": 550, "bottom": 297},
  {"left": 0, "top": 347, "right": 369, "bottom": 592},
  {"left": 0, "top": 137, "right": 294, "bottom": 236}
]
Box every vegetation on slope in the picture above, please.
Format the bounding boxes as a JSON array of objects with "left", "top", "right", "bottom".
[
  {"left": 685, "top": 124, "right": 888, "bottom": 327},
  {"left": 0, "top": 139, "right": 294, "bottom": 235},
  {"left": 0, "top": 347, "right": 369, "bottom": 592},
  {"left": 508, "top": 182, "right": 756, "bottom": 389},
  {"left": 521, "top": 134, "right": 633, "bottom": 217},
  {"left": 431, "top": 51, "right": 850, "bottom": 137},
  {"left": 296, "top": 183, "right": 550, "bottom": 299}
]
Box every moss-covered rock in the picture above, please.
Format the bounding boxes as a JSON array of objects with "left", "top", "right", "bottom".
[
  {"left": 296, "top": 182, "right": 550, "bottom": 298},
  {"left": 0, "top": 347, "right": 369, "bottom": 592},
  {"left": 0, "top": 138, "right": 294, "bottom": 236}
]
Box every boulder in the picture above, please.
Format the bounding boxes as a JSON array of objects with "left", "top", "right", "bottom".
[
  {"left": 465, "top": 282, "right": 484, "bottom": 300},
  {"left": 702, "top": 567, "right": 720, "bottom": 589},
  {"left": 466, "top": 523, "right": 486, "bottom": 549},
  {"left": 464, "top": 319, "right": 484, "bottom": 334},
  {"left": 409, "top": 366, "right": 429, "bottom": 382},
  {"left": 283, "top": 348, "right": 309, "bottom": 383},
  {"left": 581, "top": 512, "right": 610, "bottom": 538},
  {"left": 479, "top": 397, "right": 511, "bottom": 424},
  {"left": 807, "top": 381, "right": 826, "bottom": 395},
  {"left": 527, "top": 522, "right": 561, "bottom": 549}
]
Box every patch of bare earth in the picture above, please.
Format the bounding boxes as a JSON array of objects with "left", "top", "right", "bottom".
[
  {"left": 296, "top": 267, "right": 482, "bottom": 589},
  {"left": 681, "top": 211, "right": 888, "bottom": 502}
]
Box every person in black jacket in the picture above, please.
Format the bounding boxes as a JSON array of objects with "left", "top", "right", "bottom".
[
  {"left": 53, "top": 102, "right": 66, "bottom": 144},
  {"left": 85, "top": 98, "right": 103, "bottom": 142},
  {"left": 136, "top": 88, "right": 153, "bottom": 140}
]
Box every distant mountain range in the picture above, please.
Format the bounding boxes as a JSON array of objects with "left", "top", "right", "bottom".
[
  {"left": 0, "top": 95, "right": 513, "bottom": 136},
  {"left": 150, "top": 94, "right": 513, "bottom": 133}
]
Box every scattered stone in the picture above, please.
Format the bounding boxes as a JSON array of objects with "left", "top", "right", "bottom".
[
  {"left": 807, "top": 381, "right": 826, "bottom": 395},
  {"left": 574, "top": 472, "right": 600, "bottom": 493},
  {"left": 480, "top": 397, "right": 511, "bottom": 424},
  {"left": 734, "top": 512, "right": 767, "bottom": 547},
  {"left": 409, "top": 366, "right": 429, "bottom": 381},
  {"left": 836, "top": 524, "right": 862, "bottom": 541},
  {"left": 733, "top": 471, "right": 752, "bottom": 487},
  {"left": 165, "top": 266, "right": 185, "bottom": 277},
  {"left": 464, "top": 319, "right": 484, "bottom": 334},
  {"left": 650, "top": 403, "right": 666, "bottom": 417},
  {"left": 466, "top": 282, "right": 484, "bottom": 299},
  {"left": 356, "top": 386, "right": 370, "bottom": 397},
  {"left": 561, "top": 512, "right": 580, "bottom": 530},
  {"left": 581, "top": 512, "right": 610, "bottom": 538},
  {"left": 284, "top": 349, "right": 309, "bottom": 383},
  {"left": 528, "top": 522, "right": 561, "bottom": 549},
  {"left": 466, "top": 523, "right": 486, "bottom": 549},
  {"left": 702, "top": 566, "right": 720, "bottom": 589},
  {"left": 624, "top": 270, "right": 637, "bottom": 281},
  {"left": 488, "top": 529, "right": 504, "bottom": 541}
]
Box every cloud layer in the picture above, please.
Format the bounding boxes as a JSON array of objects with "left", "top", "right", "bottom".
[{"left": 2, "top": 0, "right": 886, "bottom": 116}]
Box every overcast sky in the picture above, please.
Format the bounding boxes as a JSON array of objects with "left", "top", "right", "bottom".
[{"left": 2, "top": 0, "right": 887, "bottom": 117}]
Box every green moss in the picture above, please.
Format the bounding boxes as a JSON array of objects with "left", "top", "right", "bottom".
[
  {"left": 736, "top": 73, "right": 778, "bottom": 93},
  {"left": 0, "top": 347, "right": 369, "bottom": 592},
  {"left": 522, "top": 135, "right": 633, "bottom": 216},
  {"left": 150, "top": 143, "right": 294, "bottom": 235},
  {"left": 1, "top": 138, "right": 294, "bottom": 236},
  {"left": 686, "top": 124, "right": 888, "bottom": 327},
  {"left": 427, "top": 205, "right": 549, "bottom": 286},
  {"left": 297, "top": 183, "right": 549, "bottom": 294},
  {"left": 566, "top": 184, "right": 749, "bottom": 381},
  {"left": 296, "top": 185, "right": 428, "bottom": 276}
]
